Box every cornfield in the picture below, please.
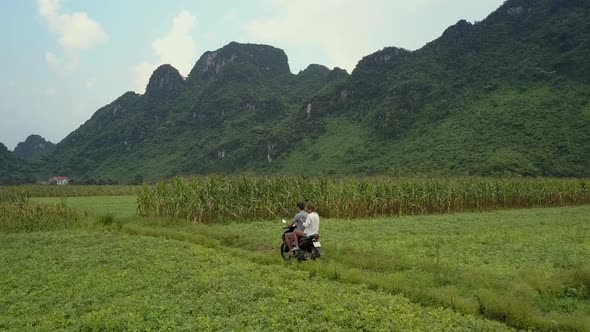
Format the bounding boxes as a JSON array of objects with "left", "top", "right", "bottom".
[
  {"left": 137, "top": 176, "right": 590, "bottom": 223},
  {"left": 0, "top": 190, "right": 79, "bottom": 232}
]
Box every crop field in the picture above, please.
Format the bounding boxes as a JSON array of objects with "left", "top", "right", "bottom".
[
  {"left": 137, "top": 176, "right": 590, "bottom": 222},
  {"left": 0, "top": 230, "right": 512, "bottom": 331},
  {"left": 32, "top": 195, "right": 137, "bottom": 217},
  {"left": 1, "top": 179, "right": 589, "bottom": 331},
  {"left": 122, "top": 206, "right": 590, "bottom": 331}
]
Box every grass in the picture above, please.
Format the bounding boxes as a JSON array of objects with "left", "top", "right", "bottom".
[
  {"left": 32, "top": 196, "right": 138, "bottom": 217},
  {"left": 0, "top": 230, "right": 511, "bottom": 331},
  {"left": 4, "top": 192, "right": 590, "bottom": 331},
  {"left": 122, "top": 205, "right": 590, "bottom": 331},
  {"left": 281, "top": 117, "right": 371, "bottom": 175},
  {"left": 0, "top": 185, "right": 138, "bottom": 197}
]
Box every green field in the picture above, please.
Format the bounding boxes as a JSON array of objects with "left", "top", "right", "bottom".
[
  {"left": 2, "top": 192, "right": 590, "bottom": 331},
  {"left": 32, "top": 195, "right": 137, "bottom": 217},
  {"left": 0, "top": 230, "right": 512, "bottom": 331}
]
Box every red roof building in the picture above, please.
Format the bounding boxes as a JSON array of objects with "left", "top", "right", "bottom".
[{"left": 49, "top": 176, "right": 70, "bottom": 185}]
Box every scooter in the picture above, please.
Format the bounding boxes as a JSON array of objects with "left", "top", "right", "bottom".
[{"left": 280, "top": 219, "right": 323, "bottom": 261}]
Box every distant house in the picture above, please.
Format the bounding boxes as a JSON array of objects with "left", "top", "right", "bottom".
[{"left": 49, "top": 176, "right": 70, "bottom": 185}]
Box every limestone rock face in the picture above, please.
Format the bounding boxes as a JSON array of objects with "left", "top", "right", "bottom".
[
  {"left": 13, "top": 134, "right": 56, "bottom": 160},
  {"left": 145, "top": 64, "right": 185, "bottom": 96},
  {"left": 441, "top": 19, "right": 474, "bottom": 41},
  {"left": 354, "top": 47, "right": 410, "bottom": 75},
  {"left": 188, "top": 42, "right": 291, "bottom": 81}
]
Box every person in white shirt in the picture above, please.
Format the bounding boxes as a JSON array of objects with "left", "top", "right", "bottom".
[{"left": 292, "top": 203, "right": 320, "bottom": 251}]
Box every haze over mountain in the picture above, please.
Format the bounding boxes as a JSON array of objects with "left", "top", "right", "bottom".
[{"left": 2, "top": 0, "right": 589, "bottom": 183}]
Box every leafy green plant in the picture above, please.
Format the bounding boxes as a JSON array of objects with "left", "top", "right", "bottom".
[
  {"left": 98, "top": 213, "right": 116, "bottom": 226},
  {"left": 0, "top": 230, "right": 513, "bottom": 331},
  {"left": 124, "top": 204, "right": 590, "bottom": 331},
  {"left": 98, "top": 213, "right": 124, "bottom": 230}
]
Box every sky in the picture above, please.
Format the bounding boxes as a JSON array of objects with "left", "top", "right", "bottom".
[{"left": 0, "top": 0, "right": 505, "bottom": 150}]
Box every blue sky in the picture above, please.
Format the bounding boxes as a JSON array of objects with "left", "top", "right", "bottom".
[{"left": 0, "top": 0, "right": 504, "bottom": 150}]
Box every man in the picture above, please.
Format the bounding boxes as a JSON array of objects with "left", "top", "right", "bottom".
[
  {"left": 285, "top": 202, "right": 307, "bottom": 253},
  {"left": 292, "top": 203, "right": 320, "bottom": 251}
]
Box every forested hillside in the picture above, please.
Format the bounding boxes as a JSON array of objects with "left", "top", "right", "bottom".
[
  {"left": 13, "top": 135, "right": 56, "bottom": 161},
  {"left": 29, "top": 0, "right": 590, "bottom": 182},
  {"left": 0, "top": 143, "right": 34, "bottom": 184}
]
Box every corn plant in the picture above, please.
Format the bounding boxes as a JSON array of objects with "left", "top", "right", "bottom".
[{"left": 137, "top": 176, "right": 590, "bottom": 223}]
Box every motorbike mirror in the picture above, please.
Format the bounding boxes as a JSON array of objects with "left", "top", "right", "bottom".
[{"left": 281, "top": 219, "right": 287, "bottom": 224}]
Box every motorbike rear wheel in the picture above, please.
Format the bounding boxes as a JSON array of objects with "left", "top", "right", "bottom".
[
  {"left": 280, "top": 242, "right": 291, "bottom": 261},
  {"left": 310, "top": 248, "right": 322, "bottom": 260}
]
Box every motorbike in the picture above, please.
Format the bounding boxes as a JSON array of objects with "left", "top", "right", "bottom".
[{"left": 280, "top": 219, "right": 323, "bottom": 261}]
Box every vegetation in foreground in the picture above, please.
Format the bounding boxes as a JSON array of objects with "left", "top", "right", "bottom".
[
  {"left": 23, "top": 193, "right": 590, "bottom": 331},
  {"left": 123, "top": 205, "right": 590, "bottom": 332},
  {"left": 0, "top": 190, "right": 79, "bottom": 233},
  {"left": 31, "top": 196, "right": 137, "bottom": 218},
  {"left": 0, "top": 230, "right": 512, "bottom": 331},
  {"left": 137, "top": 176, "right": 590, "bottom": 222}
]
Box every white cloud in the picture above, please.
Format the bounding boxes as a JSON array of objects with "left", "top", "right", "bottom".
[
  {"left": 220, "top": 10, "right": 240, "bottom": 25},
  {"left": 152, "top": 11, "right": 198, "bottom": 74},
  {"left": 38, "top": 0, "right": 108, "bottom": 71},
  {"left": 86, "top": 77, "right": 97, "bottom": 89},
  {"left": 133, "top": 10, "right": 198, "bottom": 93},
  {"left": 134, "top": 61, "right": 156, "bottom": 93},
  {"left": 245, "top": 0, "right": 388, "bottom": 71},
  {"left": 244, "top": 0, "right": 503, "bottom": 72},
  {"left": 38, "top": 0, "right": 58, "bottom": 18},
  {"left": 45, "top": 51, "right": 60, "bottom": 67},
  {"left": 45, "top": 51, "right": 76, "bottom": 72},
  {"left": 43, "top": 87, "right": 58, "bottom": 97}
]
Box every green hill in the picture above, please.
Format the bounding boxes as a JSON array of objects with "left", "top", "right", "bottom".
[
  {"left": 42, "top": 43, "right": 343, "bottom": 182},
  {"left": 36, "top": 0, "right": 590, "bottom": 182},
  {"left": 13, "top": 135, "right": 56, "bottom": 161},
  {"left": 0, "top": 143, "right": 35, "bottom": 185},
  {"left": 286, "top": 0, "right": 590, "bottom": 177}
]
